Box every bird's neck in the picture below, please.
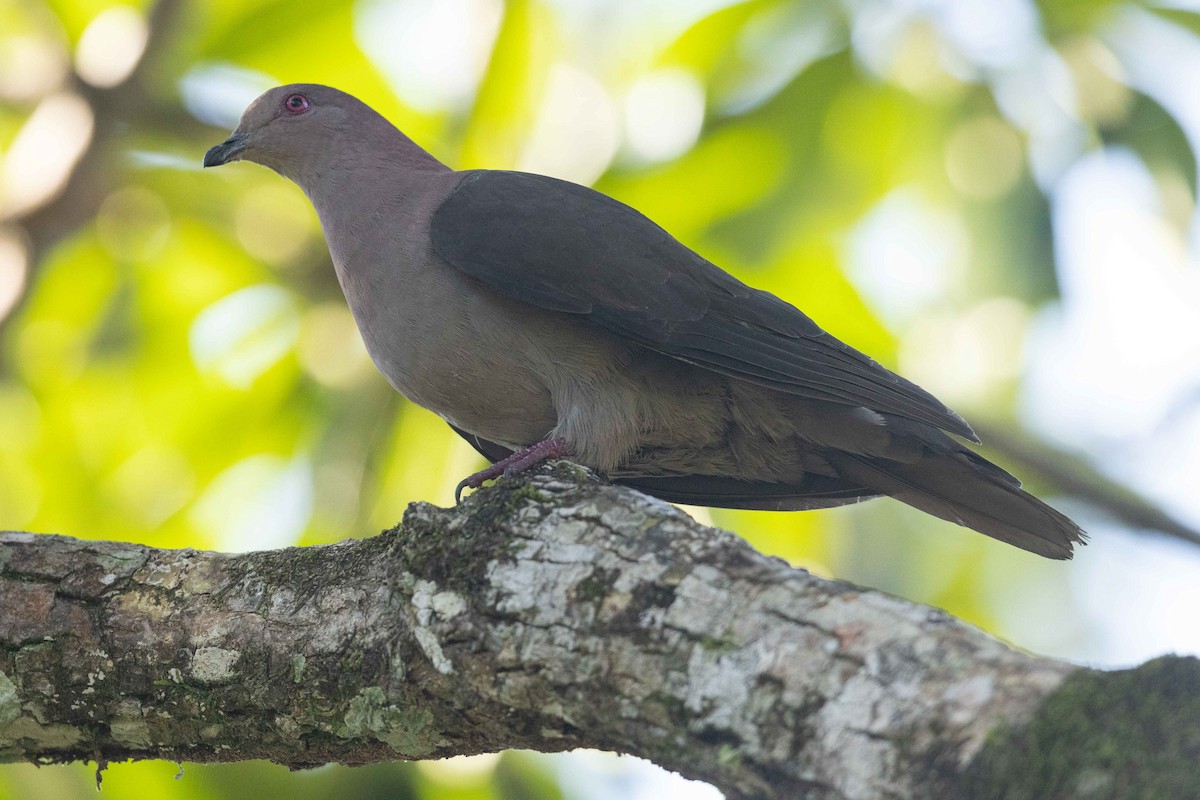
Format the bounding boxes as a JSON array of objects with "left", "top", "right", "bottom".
[
  {"left": 302, "top": 132, "right": 448, "bottom": 242},
  {"left": 301, "top": 141, "right": 458, "bottom": 315},
  {"left": 302, "top": 129, "right": 447, "bottom": 198}
]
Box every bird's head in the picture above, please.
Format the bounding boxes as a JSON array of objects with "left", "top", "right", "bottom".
[{"left": 203, "top": 84, "right": 377, "bottom": 182}]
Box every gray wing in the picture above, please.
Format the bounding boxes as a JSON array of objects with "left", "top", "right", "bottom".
[{"left": 431, "top": 170, "right": 977, "bottom": 441}]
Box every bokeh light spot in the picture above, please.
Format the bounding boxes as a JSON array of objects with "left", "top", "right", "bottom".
[
  {"left": 0, "top": 92, "right": 93, "bottom": 217},
  {"left": 519, "top": 63, "right": 619, "bottom": 185},
  {"left": 944, "top": 115, "right": 1024, "bottom": 199},
  {"left": 191, "top": 454, "right": 313, "bottom": 552},
  {"left": 846, "top": 189, "right": 969, "bottom": 325},
  {"left": 355, "top": 0, "right": 503, "bottom": 112},
  {"left": 74, "top": 6, "right": 147, "bottom": 88},
  {"left": 189, "top": 285, "right": 300, "bottom": 389},
  {"left": 901, "top": 297, "right": 1032, "bottom": 406},
  {"left": 623, "top": 69, "right": 705, "bottom": 164},
  {"left": 297, "top": 303, "right": 374, "bottom": 387}
]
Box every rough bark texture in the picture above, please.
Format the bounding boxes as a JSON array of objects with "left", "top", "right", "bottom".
[{"left": 0, "top": 463, "right": 1196, "bottom": 799}]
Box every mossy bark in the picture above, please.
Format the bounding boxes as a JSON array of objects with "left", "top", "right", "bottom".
[
  {"left": 953, "top": 655, "right": 1200, "bottom": 799},
  {"left": 0, "top": 463, "right": 1189, "bottom": 799}
]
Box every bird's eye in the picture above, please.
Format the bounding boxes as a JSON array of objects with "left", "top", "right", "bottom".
[{"left": 284, "top": 93, "right": 310, "bottom": 114}]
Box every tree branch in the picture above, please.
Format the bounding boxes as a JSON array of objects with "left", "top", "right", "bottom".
[{"left": 1, "top": 463, "right": 1196, "bottom": 799}]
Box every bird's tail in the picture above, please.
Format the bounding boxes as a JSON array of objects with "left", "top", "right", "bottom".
[{"left": 825, "top": 448, "right": 1086, "bottom": 559}]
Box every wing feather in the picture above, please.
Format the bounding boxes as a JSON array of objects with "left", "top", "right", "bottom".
[{"left": 431, "top": 170, "right": 977, "bottom": 441}]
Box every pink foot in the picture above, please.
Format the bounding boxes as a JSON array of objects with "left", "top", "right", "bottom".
[{"left": 455, "top": 438, "right": 572, "bottom": 502}]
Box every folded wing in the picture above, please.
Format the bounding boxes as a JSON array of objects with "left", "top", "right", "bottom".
[{"left": 431, "top": 170, "right": 977, "bottom": 441}]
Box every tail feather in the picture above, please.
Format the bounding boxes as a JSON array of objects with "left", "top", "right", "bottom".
[
  {"left": 449, "top": 420, "right": 1087, "bottom": 559},
  {"left": 826, "top": 449, "right": 1086, "bottom": 559}
]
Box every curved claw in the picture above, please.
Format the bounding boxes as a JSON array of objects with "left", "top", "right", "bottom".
[
  {"left": 456, "top": 465, "right": 502, "bottom": 504},
  {"left": 454, "top": 438, "right": 572, "bottom": 504}
]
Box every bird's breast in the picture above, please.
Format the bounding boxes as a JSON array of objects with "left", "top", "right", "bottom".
[{"left": 335, "top": 241, "right": 562, "bottom": 449}]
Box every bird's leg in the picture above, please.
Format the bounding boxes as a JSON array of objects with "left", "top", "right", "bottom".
[{"left": 455, "top": 437, "right": 572, "bottom": 502}]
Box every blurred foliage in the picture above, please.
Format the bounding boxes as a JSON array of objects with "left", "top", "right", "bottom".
[{"left": 2, "top": 0, "right": 1199, "bottom": 797}]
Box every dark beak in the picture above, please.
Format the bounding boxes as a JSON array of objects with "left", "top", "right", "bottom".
[{"left": 203, "top": 133, "right": 247, "bottom": 168}]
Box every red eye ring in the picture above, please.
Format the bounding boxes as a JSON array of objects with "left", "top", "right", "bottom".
[{"left": 284, "top": 93, "right": 310, "bottom": 114}]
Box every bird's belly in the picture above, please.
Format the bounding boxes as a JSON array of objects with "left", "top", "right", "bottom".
[
  {"left": 410, "top": 363, "right": 557, "bottom": 450},
  {"left": 372, "top": 326, "right": 558, "bottom": 449}
]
